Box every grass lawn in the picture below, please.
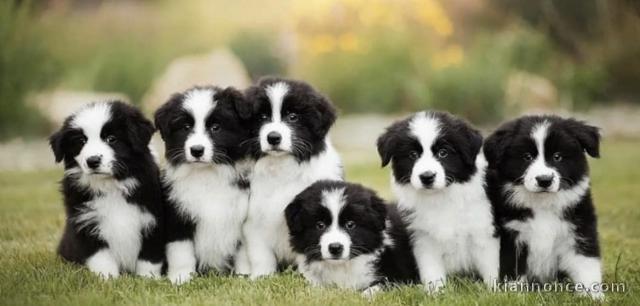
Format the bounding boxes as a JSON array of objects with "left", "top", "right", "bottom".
[{"left": 1, "top": 139, "right": 638, "bottom": 305}]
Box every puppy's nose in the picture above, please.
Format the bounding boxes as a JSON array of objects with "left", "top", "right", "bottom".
[
  {"left": 419, "top": 171, "right": 436, "bottom": 186},
  {"left": 190, "top": 145, "right": 205, "bottom": 158},
  {"left": 328, "top": 243, "right": 344, "bottom": 257},
  {"left": 86, "top": 156, "right": 102, "bottom": 169},
  {"left": 536, "top": 175, "right": 554, "bottom": 188},
  {"left": 267, "top": 132, "right": 282, "bottom": 145}
]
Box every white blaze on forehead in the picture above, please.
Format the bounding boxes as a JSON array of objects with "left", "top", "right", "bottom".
[
  {"left": 71, "top": 102, "right": 111, "bottom": 136},
  {"left": 408, "top": 113, "right": 447, "bottom": 189},
  {"left": 524, "top": 120, "right": 560, "bottom": 192},
  {"left": 319, "top": 187, "right": 351, "bottom": 260},
  {"left": 70, "top": 102, "right": 115, "bottom": 175},
  {"left": 182, "top": 88, "right": 216, "bottom": 162},
  {"left": 265, "top": 82, "right": 289, "bottom": 122}
]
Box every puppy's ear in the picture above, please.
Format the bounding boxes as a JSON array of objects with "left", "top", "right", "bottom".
[
  {"left": 220, "top": 87, "right": 252, "bottom": 120},
  {"left": 376, "top": 128, "right": 397, "bottom": 167},
  {"left": 368, "top": 192, "right": 388, "bottom": 231},
  {"left": 285, "top": 197, "right": 305, "bottom": 234},
  {"left": 154, "top": 94, "right": 181, "bottom": 140},
  {"left": 458, "top": 125, "right": 483, "bottom": 168},
  {"left": 312, "top": 93, "right": 337, "bottom": 138},
  {"left": 484, "top": 121, "right": 517, "bottom": 168},
  {"left": 125, "top": 105, "right": 154, "bottom": 152},
  {"left": 49, "top": 129, "right": 66, "bottom": 163},
  {"left": 566, "top": 119, "right": 601, "bottom": 158}
]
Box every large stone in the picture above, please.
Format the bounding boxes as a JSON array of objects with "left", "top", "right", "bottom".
[
  {"left": 30, "top": 90, "right": 130, "bottom": 126},
  {"left": 141, "top": 48, "right": 251, "bottom": 113}
]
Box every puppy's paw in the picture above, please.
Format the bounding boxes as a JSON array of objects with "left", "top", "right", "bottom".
[
  {"left": 168, "top": 270, "right": 194, "bottom": 285},
  {"left": 86, "top": 250, "right": 120, "bottom": 279},
  {"left": 423, "top": 280, "right": 445, "bottom": 295},
  {"left": 362, "top": 285, "right": 383, "bottom": 299},
  {"left": 135, "top": 260, "right": 162, "bottom": 279}
]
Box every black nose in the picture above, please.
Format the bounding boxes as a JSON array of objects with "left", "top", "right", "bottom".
[
  {"left": 267, "top": 132, "right": 282, "bottom": 145},
  {"left": 86, "top": 156, "right": 101, "bottom": 169},
  {"left": 536, "top": 175, "right": 554, "bottom": 188},
  {"left": 328, "top": 243, "right": 344, "bottom": 256},
  {"left": 190, "top": 145, "right": 205, "bottom": 158},
  {"left": 419, "top": 171, "right": 436, "bottom": 186}
]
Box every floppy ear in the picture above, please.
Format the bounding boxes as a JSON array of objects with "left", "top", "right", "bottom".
[
  {"left": 566, "top": 119, "right": 601, "bottom": 158},
  {"left": 368, "top": 192, "right": 388, "bottom": 231},
  {"left": 483, "top": 121, "right": 517, "bottom": 168},
  {"left": 219, "top": 87, "right": 253, "bottom": 120},
  {"left": 154, "top": 94, "right": 180, "bottom": 140},
  {"left": 285, "top": 197, "right": 305, "bottom": 234},
  {"left": 312, "top": 93, "right": 337, "bottom": 138},
  {"left": 127, "top": 108, "right": 155, "bottom": 153},
  {"left": 458, "top": 125, "right": 483, "bottom": 168},
  {"left": 376, "top": 128, "right": 397, "bottom": 167},
  {"left": 49, "top": 129, "right": 66, "bottom": 163}
]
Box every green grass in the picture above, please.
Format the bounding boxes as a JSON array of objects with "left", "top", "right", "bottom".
[{"left": 1, "top": 139, "right": 639, "bottom": 305}]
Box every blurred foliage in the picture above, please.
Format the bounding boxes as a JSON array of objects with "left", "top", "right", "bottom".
[
  {"left": 0, "top": 0, "right": 57, "bottom": 139},
  {"left": 230, "top": 31, "right": 287, "bottom": 80}
]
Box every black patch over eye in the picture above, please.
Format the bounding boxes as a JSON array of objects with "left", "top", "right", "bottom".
[
  {"left": 210, "top": 123, "right": 221, "bottom": 132},
  {"left": 523, "top": 152, "right": 534, "bottom": 162},
  {"left": 75, "top": 135, "right": 87, "bottom": 145},
  {"left": 105, "top": 135, "right": 117, "bottom": 144},
  {"left": 345, "top": 220, "right": 356, "bottom": 230},
  {"left": 437, "top": 148, "right": 448, "bottom": 158},
  {"left": 260, "top": 113, "right": 270, "bottom": 121},
  {"left": 409, "top": 151, "right": 420, "bottom": 160},
  {"left": 553, "top": 152, "right": 562, "bottom": 162},
  {"left": 316, "top": 221, "right": 326, "bottom": 230},
  {"left": 183, "top": 123, "right": 192, "bottom": 131},
  {"left": 287, "top": 113, "right": 298, "bottom": 122}
]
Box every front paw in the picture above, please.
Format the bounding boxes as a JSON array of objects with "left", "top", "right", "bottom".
[
  {"left": 423, "top": 279, "right": 445, "bottom": 295},
  {"left": 168, "top": 269, "right": 194, "bottom": 285},
  {"left": 577, "top": 289, "right": 605, "bottom": 301},
  {"left": 362, "top": 285, "right": 383, "bottom": 299},
  {"left": 92, "top": 267, "right": 120, "bottom": 279},
  {"left": 135, "top": 260, "right": 162, "bottom": 279}
]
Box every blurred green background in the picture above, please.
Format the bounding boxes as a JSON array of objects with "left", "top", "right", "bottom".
[{"left": 2, "top": 0, "right": 640, "bottom": 140}]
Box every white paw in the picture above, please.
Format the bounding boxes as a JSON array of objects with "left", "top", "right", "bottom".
[
  {"left": 423, "top": 280, "right": 445, "bottom": 295},
  {"left": 578, "top": 289, "right": 605, "bottom": 301},
  {"left": 86, "top": 249, "right": 120, "bottom": 279},
  {"left": 135, "top": 260, "right": 162, "bottom": 279},
  {"left": 168, "top": 270, "right": 194, "bottom": 285},
  {"left": 362, "top": 285, "right": 383, "bottom": 299},
  {"left": 233, "top": 262, "right": 251, "bottom": 276},
  {"left": 92, "top": 267, "right": 120, "bottom": 279}
]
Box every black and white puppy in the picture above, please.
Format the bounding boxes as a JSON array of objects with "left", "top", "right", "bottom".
[
  {"left": 237, "top": 77, "right": 343, "bottom": 279},
  {"left": 154, "top": 86, "right": 252, "bottom": 285},
  {"left": 49, "top": 101, "right": 163, "bottom": 279},
  {"left": 285, "top": 180, "right": 418, "bottom": 292},
  {"left": 377, "top": 111, "right": 499, "bottom": 293},
  {"left": 484, "top": 115, "right": 603, "bottom": 299}
]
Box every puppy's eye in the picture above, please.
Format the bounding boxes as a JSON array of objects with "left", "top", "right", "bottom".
[
  {"left": 437, "top": 148, "right": 448, "bottom": 158},
  {"left": 183, "top": 123, "right": 192, "bottom": 131},
  {"left": 76, "top": 136, "right": 87, "bottom": 145},
  {"left": 210, "top": 123, "right": 221, "bottom": 132},
  {"left": 316, "top": 221, "right": 326, "bottom": 230},
  {"left": 409, "top": 151, "right": 419, "bottom": 160},
  {"left": 105, "top": 135, "right": 117, "bottom": 144},
  {"left": 287, "top": 113, "right": 298, "bottom": 122},
  {"left": 345, "top": 220, "right": 356, "bottom": 230},
  {"left": 553, "top": 152, "right": 562, "bottom": 162},
  {"left": 260, "top": 113, "right": 269, "bottom": 121},
  {"left": 523, "top": 153, "right": 533, "bottom": 162}
]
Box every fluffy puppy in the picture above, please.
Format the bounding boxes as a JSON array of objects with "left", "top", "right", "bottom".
[
  {"left": 49, "top": 101, "right": 163, "bottom": 279},
  {"left": 377, "top": 111, "right": 499, "bottom": 293},
  {"left": 154, "top": 86, "right": 252, "bottom": 285},
  {"left": 285, "top": 180, "right": 418, "bottom": 292},
  {"left": 237, "top": 77, "right": 343, "bottom": 279},
  {"left": 484, "top": 115, "right": 603, "bottom": 299}
]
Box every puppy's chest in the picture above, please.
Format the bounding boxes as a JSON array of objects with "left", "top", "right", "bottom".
[
  {"left": 75, "top": 193, "right": 155, "bottom": 269},
  {"left": 300, "top": 255, "right": 378, "bottom": 289}
]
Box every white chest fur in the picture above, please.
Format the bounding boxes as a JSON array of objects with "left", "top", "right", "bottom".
[
  {"left": 296, "top": 254, "right": 378, "bottom": 289},
  {"left": 166, "top": 163, "right": 249, "bottom": 271},
  {"left": 74, "top": 185, "right": 155, "bottom": 272}
]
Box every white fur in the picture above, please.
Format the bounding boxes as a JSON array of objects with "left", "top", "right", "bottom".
[
  {"left": 296, "top": 253, "right": 378, "bottom": 290},
  {"left": 260, "top": 82, "right": 293, "bottom": 153},
  {"left": 70, "top": 103, "right": 116, "bottom": 175},
  {"left": 166, "top": 240, "right": 197, "bottom": 285},
  {"left": 319, "top": 188, "right": 351, "bottom": 260},
  {"left": 504, "top": 176, "right": 602, "bottom": 298},
  {"left": 164, "top": 160, "right": 250, "bottom": 275},
  {"left": 408, "top": 113, "right": 447, "bottom": 189},
  {"left": 524, "top": 121, "right": 561, "bottom": 192},
  {"left": 135, "top": 260, "right": 163, "bottom": 278},
  {"left": 243, "top": 140, "right": 343, "bottom": 279},
  {"left": 85, "top": 248, "right": 119, "bottom": 279},
  {"left": 393, "top": 119, "right": 499, "bottom": 293},
  {"left": 71, "top": 174, "right": 156, "bottom": 275},
  {"left": 182, "top": 88, "right": 216, "bottom": 162}
]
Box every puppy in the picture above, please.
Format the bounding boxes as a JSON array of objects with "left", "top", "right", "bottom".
[
  {"left": 154, "top": 86, "right": 252, "bottom": 285},
  {"left": 484, "top": 115, "right": 603, "bottom": 299},
  {"left": 49, "top": 101, "right": 163, "bottom": 279},
  {"left": 377, "top": 111, "right": 499, "bottom": 293},
  {"left": 237, "top": 77, "right": 343, "bottom": 278},
  {"left": 285, "top": 180, "right": 418, "bottom": 292}
]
